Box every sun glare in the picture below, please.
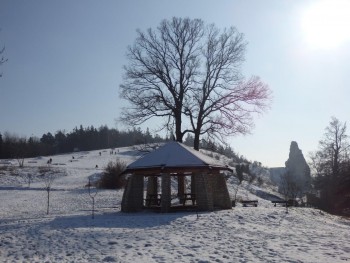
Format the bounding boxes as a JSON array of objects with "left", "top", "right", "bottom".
[{"left": 301, "top": 0, "right": 350, "bottom": 50}]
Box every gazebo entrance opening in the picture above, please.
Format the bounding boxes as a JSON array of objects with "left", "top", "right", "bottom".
[{"left": 144, "top": 173, "right": 196, "bottom": 209}]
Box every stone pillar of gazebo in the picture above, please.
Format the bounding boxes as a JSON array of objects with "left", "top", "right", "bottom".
[
  {"left": 195, "top": 173, "right": 213, "bottom": 211},
  {"left": 212, "top": 173, "right": 232, "bottom": 209},
  {"left": 161, "top": 173, "right": 171, "bottom": 212},
  {"left": 121, "top": 174, "right": 144, "bottom": 212}
]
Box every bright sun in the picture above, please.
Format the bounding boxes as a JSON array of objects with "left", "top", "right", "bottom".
[{"left": 301, "top": 0, "right": 350, "bottom": 50}]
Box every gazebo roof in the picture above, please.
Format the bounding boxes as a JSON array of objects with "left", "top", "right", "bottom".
[{"left": 124, "top": 141, "right": 232, "bottom": 174}]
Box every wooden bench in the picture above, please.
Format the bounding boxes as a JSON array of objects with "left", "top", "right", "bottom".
[
  {"left": 241, "top": 200, "right": 258, "bottom": 207},
  {"left": 271, "top": 200, "right": 298, "bottom": 207},
  {"left": 145, "top": 194, "right": 161, "bottom": 207},
  {"left": 180, "top": 193, "right": 196, "bottom": 206},
  {"left": 271, "top": 200, "right": 288, "bottom": 207}
]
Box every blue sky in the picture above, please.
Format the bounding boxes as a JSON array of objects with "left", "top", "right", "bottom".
[{"left": 1, "top": 0, "right": 349, "bottom": 167}]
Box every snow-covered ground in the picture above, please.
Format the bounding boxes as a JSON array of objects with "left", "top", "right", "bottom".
[{"left": 0, "top": 147, "right": 349, "bottom": 263}]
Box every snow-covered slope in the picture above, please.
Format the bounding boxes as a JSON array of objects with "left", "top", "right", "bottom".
[{"left": 0, "top": 147, "right": 349, "bottom": 263}]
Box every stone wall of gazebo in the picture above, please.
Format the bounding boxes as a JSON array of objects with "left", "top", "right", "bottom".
[
  {"left": 121, "top": 171, "right": 232, "bottom": 213},
  {"left": 121, "top": 174, "right": 144, "bottom": 212}
]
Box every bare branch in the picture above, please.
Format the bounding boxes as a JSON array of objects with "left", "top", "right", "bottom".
[{"left": 0, "top": 30, "right": 8, "bottom": 77}]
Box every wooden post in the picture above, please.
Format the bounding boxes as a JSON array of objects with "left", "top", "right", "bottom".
[
  {"left": 191, "top": 175, "right": 196, "bottom": 195},
  {"left": 177, "top": 175, "right": 185, "bottom": 199},
  {"left": 147, "top": 176, "right": 158, "bottom": 196}
]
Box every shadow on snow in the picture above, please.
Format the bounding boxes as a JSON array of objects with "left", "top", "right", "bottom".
[{"left": 48, "top": 211, "right": 198, "bottom": 230}]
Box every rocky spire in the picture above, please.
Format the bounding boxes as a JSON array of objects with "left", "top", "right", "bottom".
[{"left": 285, "top": 141, "right": 311, "bottom": 194}]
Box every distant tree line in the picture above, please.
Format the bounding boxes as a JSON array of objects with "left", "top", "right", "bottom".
[
  {"left": 309, "top": 117, "right": 350, "bottom": 215},
  {"left": 0, "top": 125, "right": 167, "bottom": 159},
  {"left": 0, "top": 124, "right": 248, "bottom": 166}
]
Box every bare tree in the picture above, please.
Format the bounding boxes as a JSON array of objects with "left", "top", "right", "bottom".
[
  {"left": 23, "top": 172, "right": 33, "bottom": 187},
  {"left": 88, "top": 178, "right": 98, "bottom": 219},
  {"left": 15, "top": 138, "right": 27, "bottom": 168},
  {"left": 309, "top": 150, "right": 325, "bottom": 178},
  {"left": 134, "top": 143, "right": 161, "bottom": 153},
  {"left": 280, "top": 171, "right": 300, "bottom": 201},
  {"left": 120, "top": 17, "right": 204, "bottom": 142},
  {"left": 184, "top": 25, "right": 271, "bottom": 149},
  {"left": 0, "top": 47, "right": 6, "bottom": 77},
  {"left": 280, "top": 171, "right": 300, "bottom": 213},
  {"left": 310, "top": 117, "right": 350, "bottom": 212},
  {"left": 0, "top": 46, "right": 5, "bottom": 64},
  {"left": 16, "top": 157, "right": 25, "bottom": 168},
  {"left": 120, "top": 17, "right": 271, "bottom": 147},
  {"left": 232, "top": 165, "right": 244, "bottom": 206},
  {"left": 319, "top": 117, "right": 349, "bottom": 178},
  {"left": 40, "top": 166, "right": 57, "bottom": 215}
]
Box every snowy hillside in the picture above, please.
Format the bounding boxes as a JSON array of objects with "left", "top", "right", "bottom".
[{"left": 0, "top": 146, "right": 349, "bottom": 262}]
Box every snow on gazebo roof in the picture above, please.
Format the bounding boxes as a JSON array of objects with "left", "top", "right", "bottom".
[{"left": 124, "top": 141, "right": 232, "bottom": 174}]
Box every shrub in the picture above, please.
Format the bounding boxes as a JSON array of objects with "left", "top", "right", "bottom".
[
  {"left": 205, "top": 152, "right": 214, "bottom": 158},
  {"left": 38, "top": 166, "right": 63, "bottom": 176},
  {"left": 0, "top": 165, "right": 11, "bottom": 175},
  {"left": 99, "top": 159, "right": 127, "bottom": 189},
  {"left": 235, "top": 164, "right": 244, "bottom": 183},
  {"left": 38, "top": 166, "right": 52, "bottom": 175},
  {"left": 0, "top": 165, "right": 12, "bottom": 175},
  {"left": 228, "top": 160, "right": 235, "bottom": 167},
  {"left": 257, "top": 176, "right": 264, "bottom": 186}
]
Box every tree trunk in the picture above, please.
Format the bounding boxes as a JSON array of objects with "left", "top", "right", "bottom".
[
  {"left": 174, "top": 110, "right": 183, "bottom": 142},
  {"left": 193, "top": 131, "right": 200, "bottom": 150},
  {"left": 193, "top": 115, "right": 203, "bottom": 150},
  {"left": 92, "top": 197, "right": 95, "bottom": 219},
  {"left": 47, "top": 189, "right": 50, "bottom": 215}
]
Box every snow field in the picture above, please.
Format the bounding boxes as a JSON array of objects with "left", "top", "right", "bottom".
[{"left": 0, "top": 147, "right": 349, "bottom": 262}]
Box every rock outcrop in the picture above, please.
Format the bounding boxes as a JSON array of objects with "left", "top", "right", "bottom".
[{"left": 284, "top": 141, "right": 311, "bottom": 195}]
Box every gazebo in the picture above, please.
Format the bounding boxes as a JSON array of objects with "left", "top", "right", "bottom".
[{"left": 121, "top": 141, "right": 232, "bottom": 212}]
